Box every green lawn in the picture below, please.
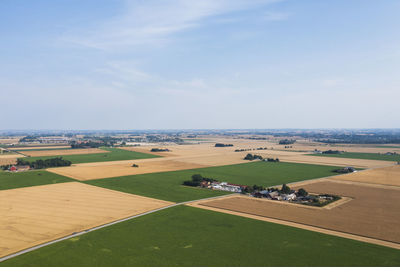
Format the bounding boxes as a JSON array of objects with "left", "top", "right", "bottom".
[
  {"left": 3, "top": 206, "right": 399, "bottom": 267},
  {"left": 0, "top": 170, "right": 73, "bottom": 190},
  {"left": 23, "top": 147, "right": 159, "bottom": 164},
  {"left": 86, "top": 162, "right": 340, "bottom": 202},
  {"left": 309, "top": 152, "right": 400, "bottom": 162}
]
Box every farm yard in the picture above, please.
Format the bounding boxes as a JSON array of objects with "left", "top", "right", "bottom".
[{"left": 1, "top": 206, "right": 399, "bottom": 267}]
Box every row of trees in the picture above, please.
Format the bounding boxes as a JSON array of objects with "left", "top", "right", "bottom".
[
  {"left": 244, "top": 154, "right": 263, "bottom": 160},
  {"left": 215, "top": 143, "right": 233, "bottom": 147},
  {"left": 150, "top": 148, "right": 170, "bottom": 152},
  {"left": 235, "top": 147, "right": 267, "bottom": 152},
  {"left": 182, "top": 174, "right": 217, "bottom": 187},
  {"left": 279, "top": 139, "right": 296, "bottom": 145},
  {"left": 16, "top": 157, "right": 71, "bottom": 169},
  {"left": 322, "top": 150, "right": 342, "bottom": 154},
  {"left": 70, "top": 141, "right": 105, "bottom": 149},
  {"left": 243, "top": 154, "right": 280, "bottom": 162}
]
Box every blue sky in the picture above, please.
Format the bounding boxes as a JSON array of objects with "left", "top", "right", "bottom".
[{"left": 1, "top": 0, "right": 399, "bottom": 130}]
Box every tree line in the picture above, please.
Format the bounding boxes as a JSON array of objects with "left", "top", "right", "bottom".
[{"left": 16, "top": 157, "right": 72, "bottom": 169}]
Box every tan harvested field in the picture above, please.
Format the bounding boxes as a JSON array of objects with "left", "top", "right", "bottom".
[
  {"left": 47, "top": 142, "right": 393, "bottom": 180},
  {"left": 198, "top": 180, "right": 400, "bottom": 244},
  {"left": 47, "top": 152, "right": 246, "bottom": 181},
  {"left": 120, "top": 146, "right": 177, "bottom": 157},
  {"left": 229, "top": 138, "right": 400, "bottom": 153},
  {"left": 0, "top": 182, "right": 173, "bottom": 257},
  {"left": 0, "top": 138, "right": 20, "bottom": 144},
  {"left": 332, "top": 165, "right": 400, "bottom": 187},
  {"left": 20, "top": 148, "right": 109, "bottom": 157},
  {"left": 8, "top": 146, "right": 71, "bottom": 151},
  {"left": 0, "top": 155, "right": 23, "bottom": 165},
  {"left": 247, "top": 149, "right": 394, "bottom": 169}
]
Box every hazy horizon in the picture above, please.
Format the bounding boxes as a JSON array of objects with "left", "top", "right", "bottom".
[{"left": 2, "top": 0, "right": 399, "bottom": 130}]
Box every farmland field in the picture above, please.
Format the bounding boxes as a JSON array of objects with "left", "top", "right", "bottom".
[
  {"left": 0, "top": 170, "right": 73, "bottom": 190},
  {"left": 23, "top": 148, "right": 159, "bottom": 164},
  {"left": 200, "top": 179, "right": 400, "bottom": 244},
  {"left": 2, "top": 206, "right": 399, "bottom": 267},
  {"left": 332, "top": 165, "right": 400, "bottom": 186},
  {"left": 19, "top": 148, "right": 106, "bottom": 157},
  {"left": 85, "top": 162, "right": 340, "bottom": 202},
  {"left": 0, "top": 182, "right": 172, "bottom": 258},
  {"left": 309, "top": 152, "right": 400, "bottom": 162}
]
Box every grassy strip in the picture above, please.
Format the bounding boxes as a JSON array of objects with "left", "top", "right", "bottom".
[
  {"left": 22, "top": 147, "right": 159, "bottom": 164},
  {"left": 0, "top": 170, "right": 73, "bottom": 190},
  {"left": 86, "top": 162, "right": 340, "bottom": 202},
  {"left": 2, "top": 206, "right": 399, "bottom": 267},
  {"left": 308, "top": 152, "right": 400, "bottom": 162}
]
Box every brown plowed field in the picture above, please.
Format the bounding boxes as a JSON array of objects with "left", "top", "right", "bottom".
[
  {"left": 332, "top": 165, "right": 400, "bottom": 186},
  {"left": 21, "top": 148, "right": 108, "bottom": 157},
  {"left": 0, "top": 182, "right": 173, "bottom": 257},
  {"left": 200, "top": 180, "right": 400, "bottom": 244}
]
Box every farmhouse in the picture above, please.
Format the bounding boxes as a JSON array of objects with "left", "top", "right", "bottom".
[
  {"left": 9, "top": 165, "right": 30, "bottom": 172},
  {"left": 211, "top": 182, "right": 242, "bottom": 193}
]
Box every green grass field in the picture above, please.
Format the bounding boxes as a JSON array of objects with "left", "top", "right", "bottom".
[
  {"left": 0, "top": 170, "right": 73, "bottom": 190},
  {"left": 86, "top": 162, "right": 340, "bottom": 202},
  {"left": 23, "top": 147, "right": 159, "bottom": 164},
  {"left": 309, "top": 152, "right": 400, "bottom": 162},
  {"left": 3, "top": 206, "right": 399, "bottom": 267}
]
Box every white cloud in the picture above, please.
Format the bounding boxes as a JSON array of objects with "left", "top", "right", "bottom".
[{"left": 64, "top": 0, "right": 283, "bottom": 49}]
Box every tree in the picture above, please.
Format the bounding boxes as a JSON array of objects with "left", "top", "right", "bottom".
[
  {"left": 280, "top": 184, "right": 291, "bottom": 194},
  {"left": 297, "top": 188, "right": 308, "bottom": 197},
  {"left": 191, "top": 174, "right": 203, "bottom": 182},
  {"left": 244, "top": 154, "right": 254, "bottom": 160}
]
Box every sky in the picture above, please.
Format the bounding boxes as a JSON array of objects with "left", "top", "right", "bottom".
[{"left": 1, "top": 0, "right": 399, "bottom": 130}]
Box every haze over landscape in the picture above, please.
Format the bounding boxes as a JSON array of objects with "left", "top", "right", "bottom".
[
  {"left": 1, "top": 1, "right": 400, "bottom": 266},
  {"left": 2, "top": 0, "right": 400, "bottom": 129}
]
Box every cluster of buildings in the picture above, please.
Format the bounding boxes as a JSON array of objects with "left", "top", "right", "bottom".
[
  {"left": 254, "top": 190, "right": 297, "bottom": 201},
  {"left": 200, "top": 181, "right": 246, "bottom": 193}
]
